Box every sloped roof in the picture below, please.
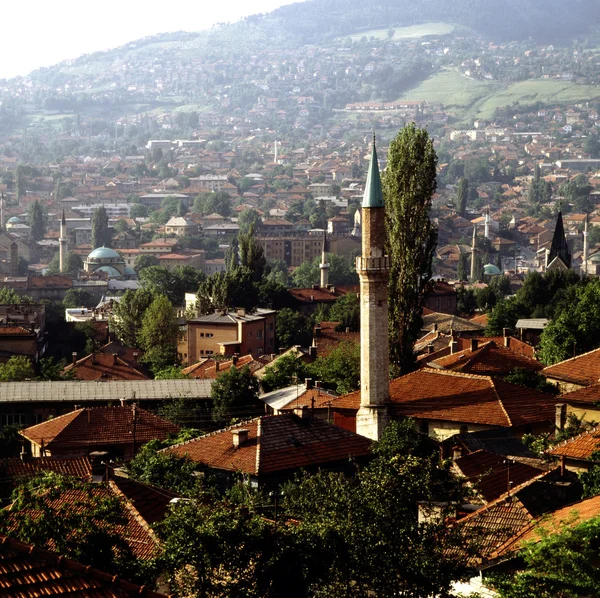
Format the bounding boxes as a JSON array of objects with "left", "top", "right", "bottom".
[
  {"left": 421, "top": 312, "right": 485, "bottom": 334},
  {"left": 63, "top": 352, "right": 149, "bottom": 381},
  {"left": 454, "top": 450, "right": 545, "bottom": 503},
  {"left": 20, "top": 406, "right": 179, "bottom": 451},
  {"left": 548, "top": 426, "right": 600, "bottom": 460},
  {"left": 0, "top": 534, "right": 170, "bottom": 597},
  {"left": 542, "top": 347, "right": 600, "bottom": 386},
  {"left": 330, "top": 370, "right": 557, "bottom": 428},
  {"left": 164, "top": 413, "right": 372, "bottom": 476},
  {"left": 449, "top": 428, "right": 535, "bottom": 459},
  {"left": 427, "top": 341, "right": 543, "bottom": 376},
  {"left": 559, "top": 382, "right": 600, "bottom": 405},
  {"left": 1, "top": 456, "right": 92, "bottom": 480}
]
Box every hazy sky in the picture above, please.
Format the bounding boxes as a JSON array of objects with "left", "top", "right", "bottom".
[{"left": 1, "top": 0, "right": 303, "bottom": 79}]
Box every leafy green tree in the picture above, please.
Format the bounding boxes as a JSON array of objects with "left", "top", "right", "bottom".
[
  {"left": 46, "top": 251, "right": 83, "bottom": 276},
  {"left": 329, "top": 292, "right": 360, "bottom": 332},
  {"left": 126, "top": 439, "right": 199, "bottom": 495},
  {"left": 211, "top": 365, "right": 260, "bottom": 424},
  {"left": 91, "top": 205, "right": 110, "bottom": 248},
  {"left": 261, "top": 354, "right": 309, "bottom": 393},
  {"left": 196, "top": 267, "right": 258, "bottom": 314},
  {"left": 111, "top": 288, "right": 156, "bottom": 348},
  {"left": 504, "top": 369, "right": 559, "bottom": 394},
  {"left": 309, "top": 340, "right": 360, "bottom": 395},
  {"left": 154, "top": 366, "right": 188, "bottom": 380},
  {"left": 492, "top": 517, "right": 600, "bottom": 598},
  {"left": 139, "top": 295, "right": 179, "bottom": 372},
  {"left": 0, "top": 472, "right": 151, "bottom": 584},
  {"left": 384, "top": 124, "right": 437, "bottom": 374},
  {"left": 456, "top": 286, "right": 476, "bottom": 315},
  {"left": 37, "top": 357, "right": 73, "bottom": 381},
  {"left": 63, "top": 288, "right": 95, "bottom": 309},
  {"left": 192, "top": 191, "right": 231, "bottom": 217},
  {"left": 28, "top": 200, "right": 46, "bottom": 241},
  {"left": 0, "top": 287, "right": 26, "bottom": 304},
  {"left": 237, "top": 224, "right": 269, "bottom": 283},
  {"left": 0, "top": 356, "right": 34, "bottom": 381},
  {"left": 238, "top": 208, "right": 261, "bottom": 233},
  {"left": 275, "top": 307, "right": 313, "bottom": 350},
  {"left": 134, "top": 254, "right": 159, "bottom": 273},
  {"left": 292, "top": 254, "right": 358, "bottom": 288},
  {"left": 456, "top": 177, "right": 469, "bottom": 217}
]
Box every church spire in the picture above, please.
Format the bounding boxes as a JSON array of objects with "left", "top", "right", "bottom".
[{"left": 362, "top": 133, "right": 384, "bottom": 208}]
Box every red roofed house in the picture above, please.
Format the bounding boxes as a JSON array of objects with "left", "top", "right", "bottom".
[
  {"left": 20, "top": 406, "right": 179, "bottom": 460},
  {"left": 542, "top": 347, "right": 600, "bottom": 392},
  {"left": 548, "top": 426, "right": 600, "bottom": 472},
  {"left": 63, "top": 351, "right": 149, "bottom": 381},
  {"left": 330, "top": 369, "right": 557, "bottom": 440},
  {"left": 164, "top": 411, "right": 372, "bottom": 489},
  {"left": 422, "top": 280, "right": 457, "bottom": 315}
]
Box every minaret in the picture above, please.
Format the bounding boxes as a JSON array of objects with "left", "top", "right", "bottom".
[
  {"left": 470, "top": 225, "right": 477, "bottom": 281},
  {"left": 484, "top": 212, "right": 490, "bottom": 239},
  {"left": 0, "top": 193, "right": 4, "bottom": 230},
  {"left": 583, "top": 214, "right": 589, "bottom": 276},
  {"left": 59, "top": 210, "right": 68, "bottom": 273},
  {"left": 355, "top": 134, "right": 390, "bottom": 441},
  {"left": 320, "top": 231, "right": 330, "bottom": 288}
]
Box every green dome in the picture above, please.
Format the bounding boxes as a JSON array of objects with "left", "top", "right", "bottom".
[
  {"left": 94, "top": 265, "right": 122, "bottom": 278},
  {"left": 88, "top": 247, "right": 120, "bottom": 260},
  {"left": 483, "top": 264, "right": 502, "bottom": 276},
  {"left": 7, "top": 217, "right": 22, "bottom": 224}
]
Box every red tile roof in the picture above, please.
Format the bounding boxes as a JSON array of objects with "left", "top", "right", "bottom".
[
  {"left": 313, "top": 322, "right": 360, "bottom": 357},
  {"left": 548, "top": 426, "right": 600, "bottom": 460},
  {"left": 456, "top": 336, "right": 535, "bottom": 359},
  {"left": 64, "top": 352, "right": 149, "bottom": 381},
  {"left": 182, "top": 354, "right": 263, "bottom": 379},
  {"left": 453, "top": 450, "right": 544, "bottom": 503},
  {"left": 542, "top": 347, "right": 600, "bottom": 386},
  {"left": 1, "top": 456, "right": 92, "bottom": 480},
  {"left": 427, "top": 341, "right": 543, "bottom": 376},
  {"left": 165, "top": 413, "right": 372, "bottom": 476},
  {"left": 0, "top": 534, "right": 170, "bottom": 597},
  {"left": 289, "top": 286, "right": 358, "bottom": 304},
  {"left": 559, "top": 382, "right": 600, "bottom": 405},
  {"left": 330, "top": 370, "right": 557, "bottom": 428},
  {"left": 20, "top": 407, "right": 180, "bottom": 453}
]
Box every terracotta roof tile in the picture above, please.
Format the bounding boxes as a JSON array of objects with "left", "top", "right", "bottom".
[
  {"left": 330, "top": 370, "right": 557, "bottom": 428},
  {"left": 559, "top": 382, "right": 600, "bottom": 405},
  {"left": 165, "top": 413, "right": 372, "bottom": 476},
  {"left": 64, "top": 352, "right": 149, "bottom": 381},
  {"left": 1, "top": 456, "right": 92, "bottom": 480},
  {"left": 428, "top": 341, "right": 543, "bottom": 376},
  {"left": 548, "top": 426, "right": 600, "bottom": 460},
  {"left": 0, "top": 534, "right": 170, "bottom": 597},
  {"left": 542, "top": 347, "right": 600, "bottom": 386},
  {"left": 182, "top": 355, "right": 264, "bottom": 379},
  {"left": 20, "top": 407, "right": 180, "bottom": 452},
  {"left": 453, "top": 450, "right": 544, "bottom": 503}
]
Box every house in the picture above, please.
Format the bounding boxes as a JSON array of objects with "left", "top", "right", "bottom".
[
  {"left": 0, "top": 303, "right": 47, "bottom": 362},
  {"left": 179, "top": 308, "right": 276, "bottom": 363},
  {"left": 0, "top": 533, "right": 169, "bottom": 598},
  {"left": 182, "top": 354, "right": 265, "bottom": 379},
  {"left": 558, "top": 382, "right": 600, "bottom": 424},
  {"left": 289, "top": 286, "right": 358, "bottom": 316},
  {"left": 329, "top": 369, "right": 557, "bottom": 440},
  {"left": 163, "top": 411, "right": 372, "bottom": 489},
  {"left": 260, "top": 380, "right": 338, "bottom": 416},
  {"left": 164, "top": 216, "right": 199, "bottom": 236},
  {"left": 63, "top": 351, "right": 149, "bottom": 381},
  {"left": 547, "top": 426, "right": 600, "bottom": 472},
  {"left": 542, "top": 347, "right": 600, "bottom": 392},
  {"left": 422, "top": 280, "right": 457, "bottom": 315},
  {"left": 19, "top": 406, "right": 180, "bottom": 459},
  {"left": 421, "top": 312, "right": 485, "bottom": 337}
]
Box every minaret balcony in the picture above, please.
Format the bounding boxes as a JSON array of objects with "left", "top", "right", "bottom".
[{"left": 356, "top": 256, "right": 390, "bottom": 271}]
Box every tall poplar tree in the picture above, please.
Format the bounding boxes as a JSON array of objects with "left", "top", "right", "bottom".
[
  {"left": 383, "top": 124, "right": 438, "bottom": 374},
  {"left": 456, "top": 177, "right": 469, "bottom": 217},
  {"left": 91, "top": 205, "right": 110, "bottom": 248},
  {"left": 28, "top": 200, "right": 46, "bottom": 241}
]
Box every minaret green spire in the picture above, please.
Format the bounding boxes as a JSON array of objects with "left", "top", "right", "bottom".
[{"left": 362, "top": 133, "right": 384, "bottom": 208}]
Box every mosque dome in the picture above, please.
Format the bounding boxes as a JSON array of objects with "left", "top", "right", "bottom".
[
  {"left": 94, "top": 265, "right": 123, "bottom": 278},
  {"left": 7, "top": 217, "right": 22, "bottom": 224},
  {"left": 88, "top": 246, "right": 121, "bottom": 260},
  {"left": 483, "top": 264, "right": 502, "bottom": 276}
]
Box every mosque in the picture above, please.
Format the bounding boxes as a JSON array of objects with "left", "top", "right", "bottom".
[{"left": 83, "top": 246, "right": 136, "bottom": 279}]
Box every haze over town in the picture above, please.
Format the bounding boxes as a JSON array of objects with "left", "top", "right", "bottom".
[{"left": 0, "top": 0, "right": 301, "bottom": 79}]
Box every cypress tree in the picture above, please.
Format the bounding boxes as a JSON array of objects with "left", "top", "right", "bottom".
[
  {"left": 91, "top": 205, "right": 110, "bottom": 248},
  {"left": 28, "top": 200, "right": 46, "bottom": 241}
]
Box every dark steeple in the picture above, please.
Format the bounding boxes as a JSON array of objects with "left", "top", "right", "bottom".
[{"left": 548, "top": 211, "right": 571, "bottom": 268}]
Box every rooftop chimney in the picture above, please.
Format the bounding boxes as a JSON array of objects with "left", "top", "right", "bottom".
[
  {"left": 433, "top": 323, "right": 438, "bottom": 332},
  {"left": 305, "top": 378, "right": 313, "bottom": 389},
  {"left": 133, "top": 351, "right": 139, "bottom": 366},
  {"left": 232, "top": 429, "right": 249, "bottom": 449},
  {"left": 450, "top": 341, "right": 459, "bottom": 354},
  {"left": 315, "top": 380, "right": 322, "bottom": 389},
  {"left": 503, "top": 327, "right": 510, "bottom": 338},
  {"left": 294, "top": 405, "right": 309, "bottom": 419},
  {"left": 504, "top": 335, "right": 510, "bottom": 348},
  {"left": 470, "top": 338, "right": 479, "bottom": 352},
  {"left": 452, "top": 445, "right": 463, "bottom": 461},
  {"left": 236, "top": 308, "right": 246, "bottom": 317},
  {"left": 555, "top": 403, "right": 567, "bottom": 432},
  {"left": 72, "top": 352, "right": 77, "bottom": 366},
  {"left": 427, "top": 343, "right": 435, "bottom": 354},
  {"left": 314, "top": 326, "right": 322, "bottom": 337},
  {"left": 232, "top": 354, "right": 239, "bottom": 365}
]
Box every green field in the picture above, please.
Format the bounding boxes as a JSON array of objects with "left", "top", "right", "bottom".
[
  {"left": 346, "top": 22, "right": 455, "bottom": 41},
  {"left": 398, "top": 71, "right": 600, "bottom": 122}
]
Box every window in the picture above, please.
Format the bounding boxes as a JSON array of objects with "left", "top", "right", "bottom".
[
  {"left": 257, "top": 330, "right": 263, "bottom": 339},
  {"left": 247, "top": 331, "right": 253, "bottom": 338},
  {"left": 268, "top": 323, "right": 274, "bottom": 331}
]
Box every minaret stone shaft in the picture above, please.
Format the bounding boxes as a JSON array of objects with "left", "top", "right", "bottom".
[
  {"left": 470, "top": 225, "right": 477, "bottom": 281},
  {"left": 355, "top": 134, "right": 390, "bottom": 441},
  {"left": 320, "top": 230, "right": 330, "bottom": 288},
  {"left": 59, "top": 209, "right": 68, "bottom": 273}
]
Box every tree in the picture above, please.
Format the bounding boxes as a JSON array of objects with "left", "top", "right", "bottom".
[
  {"left": 383, "top": 124, "right": 438, "bottom": 374},
  {"left": 139, "top": 295, "right": 179, "bottom": 372},
  {"left": 275, "top": 307, "right": 313, "bottom": 350},
  {"left": 309, "top": 340, "right": 360, "bottom": 395},
  {"left": 456, "top": 177, "right": 469, "bottom": 217},
  {"left": 492, "top": 517, "right": 600, "bottom": 598},
  {"left": 196, "top": 267, "right": 258, "bottom": 314},
  {"left": 0, "top": 472, "right": 151, "bottom": 584},
  {"left": 0, "top": 356, "right": 34, "bottom": 381},
  {"left": 91, "top": 205, "right": 110, "bottom": 248},
  {"left": 329, "top": 292, "right": 360, "bottom": 332},
  {"left": 0, "top": 287, "right": 26, "bottom": 304},
  {"left": 261, "top": 354, "right": 309, "bottom": 393},
  {"left": 134, "top": 254, "right": 159, "bottom": 274},
  {"left": 238, "top": 208, "right": 261, "bottom": 233},
  {"left": 28, "top": 200, "right": 46, "bottom": 241},
  {"left": 237, "top": 224, "right": 269, "bottom": 283},
  {"left": 210, "top": 365, "right": 260, "bottom": 424},
  {"left": 46, "top": 251, "right": 83, "bottom": 276},
  {"left": 111, "top": 288, "right": 156, "bottom": 348},
  {"left": 63, "top": 288, "right": 95, "bottom": 309}
]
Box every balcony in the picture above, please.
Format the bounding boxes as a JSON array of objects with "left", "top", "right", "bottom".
[{"left": 356, "top": 256, "right": 390, "bottom": 271}]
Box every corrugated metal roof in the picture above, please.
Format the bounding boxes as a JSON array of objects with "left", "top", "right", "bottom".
[
  {"left": 0, "top": 380, "right": 213, "bottom": 402},
  {"left": 516, "top": 318, "right": 549, "bottom": 330}
]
